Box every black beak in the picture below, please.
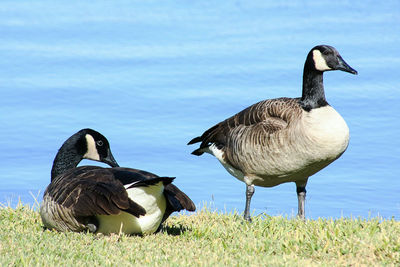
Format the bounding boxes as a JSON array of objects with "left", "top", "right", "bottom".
[
  {"left": 336, "top": 55, "right": 358, "bottom": 75},
  {"left": 102, "top": 149, "right": 120, "bottom": 167}
]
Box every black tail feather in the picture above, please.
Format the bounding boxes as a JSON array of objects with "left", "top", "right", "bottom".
[
  {"left": 187, "top": 136, "right": 202, "bottom": 145},
  {"left": 164, "top": 184, "right": 196, "bottom": 212},
  {"left": 191, "top": 148, "right": 205, "bottom": 156}
]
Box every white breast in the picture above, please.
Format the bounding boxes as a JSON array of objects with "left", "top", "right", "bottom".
[
  {"left": 303, "top": 105, "right": 350, "bottom": 161},
  {"left": 96, "top": 182, "right": 166, "bottom": 235}
]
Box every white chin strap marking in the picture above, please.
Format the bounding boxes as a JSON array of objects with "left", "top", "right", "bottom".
[
  {"left": 313, "top": 50, "right": 331, "bottom": 71},
  {"left": 83, "top": 134, "right": 100, "bottom": 161}
]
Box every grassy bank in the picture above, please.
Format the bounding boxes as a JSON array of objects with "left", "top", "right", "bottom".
[{"left": 0, "top": 204, "right": 399, "bottom": 266}]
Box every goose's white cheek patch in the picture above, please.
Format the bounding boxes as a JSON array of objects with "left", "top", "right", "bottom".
[
  {"left": 313, "top": 50, "right": 331, "bottom": 71},
  {"left": 83, "top": 134, "right": 100, "bottom": 161}
]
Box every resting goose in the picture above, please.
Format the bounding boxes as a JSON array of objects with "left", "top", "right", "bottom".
[
  {"left": 40, "top": 128, "right": 195, "bottom": 234},
  {"left": 188, "top": 45, "right": 357, "bottom": 221}
]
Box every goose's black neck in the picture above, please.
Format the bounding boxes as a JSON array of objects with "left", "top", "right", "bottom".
[
  {"left": 51, "top": 135, "right": 85, "bottom": 180},
  {"left": 300, "top": 64, "right": 328, "bottom": 112}
]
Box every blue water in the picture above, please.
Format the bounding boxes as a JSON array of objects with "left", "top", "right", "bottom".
[{"left": 1, "top": 1, "right": 399, "bottom": 219}]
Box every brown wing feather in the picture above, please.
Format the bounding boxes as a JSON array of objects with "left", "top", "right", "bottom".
[
  {"left": 189, "top": 97, "right": 301, "bottom": 154},
  {"left": 45, "top": 166, "right": 146, "bottom": 218}
]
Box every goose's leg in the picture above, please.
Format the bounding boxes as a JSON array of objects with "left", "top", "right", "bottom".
[
  {"left": 296, "top": 180, "right": 308, "bottom": 219},
  {"left": 244, "top": 184, "right": 255, "bottom": 222}
]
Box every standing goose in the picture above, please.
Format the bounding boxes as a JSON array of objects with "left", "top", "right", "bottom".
[
  {"left": 40, "top": 128, "right": 195, "bottom": 234},
  {"left": 188, "top": 45, "right": 357, "bottom": 221}
]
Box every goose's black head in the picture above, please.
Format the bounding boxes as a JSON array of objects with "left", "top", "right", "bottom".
[
  {"left": 306, "top": 45, "right": 357, "bottom": 75},
  {"left": 51, "top": 128, "right": 119, "bottom": 180},
  {"left": 74, "top": 128, "right": 119, "bottom": 167},
  {"left": 300, "top": 45, "right": 357, "bottom": 111}
]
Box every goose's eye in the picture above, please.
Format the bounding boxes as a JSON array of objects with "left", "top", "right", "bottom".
[
  {"left": 322, "top": 50, "right": 330, "bottom": 55},
  {"left": 96, "top": 140, "right": 104, "bottom": 146}
]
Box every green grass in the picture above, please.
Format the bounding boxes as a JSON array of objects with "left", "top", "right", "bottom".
[{"left": 1, "top": 203, "right": 399, "bottom": 266}]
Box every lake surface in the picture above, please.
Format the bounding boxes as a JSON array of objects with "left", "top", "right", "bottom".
[{"left": 1, "top": 1, "right": 399, "bottom": 219}]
